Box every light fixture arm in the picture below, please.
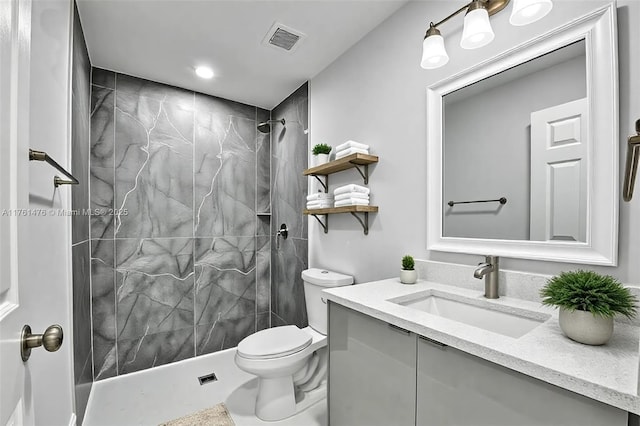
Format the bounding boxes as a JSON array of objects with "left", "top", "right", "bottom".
[
  {"left": 431, "top": 3, "right": 472, "bottom": 29},
  {"left": 429, "top": 0, "right": 511, "bottom": 31},
  {"left": 484, "top": 0, "right": 511, "bottom": 16}
]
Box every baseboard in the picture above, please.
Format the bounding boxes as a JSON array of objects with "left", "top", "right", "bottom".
[{"left": 68, "top": 412, "right": 77, "bottom": 426}]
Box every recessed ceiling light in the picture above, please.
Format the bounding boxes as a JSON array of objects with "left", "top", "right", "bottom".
[{"left": 195, "top": 66, "right": 214, "bottom": 79}]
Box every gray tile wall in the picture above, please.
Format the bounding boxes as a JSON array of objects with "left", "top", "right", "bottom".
[
  {"left": 70, "top": 2, "right": 92, "bottom": 423},
  {"left": 271, "top": 83, "right": 309, "bottom": 327},
  {"left": 89, "top": 68, "right": 275, "bottom": 378}
]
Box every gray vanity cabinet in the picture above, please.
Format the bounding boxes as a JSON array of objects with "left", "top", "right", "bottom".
[
  {"left": 329, "top": 301, "right": 629, "bottom": 426},
  {"left": 416, "top": 336, "right": 627, "bottom": 426},
  {"left": 328, "top": 302, "right": 416, "bottom": 426}
]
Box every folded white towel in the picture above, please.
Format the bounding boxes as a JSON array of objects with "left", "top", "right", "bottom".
[
  {"left": 335, "top": 198, "right": 370, "bottom": 207},
  {"left": 335, "top": 192, "right": 369, "bottom": 201},
  {"left": 306, "top": 203, "right": 333, "bottom": 210},
  {"left": 306, "top": 201, "right": 333, "bottom": 208},
  {"left": 335, "top": 140, "right": 370, "bottom": 152},
  {"left": 335, "top": 147, "right": 369, "bottom": 159},
  {"left": 307, "top": 199, "right": 332, "bottom": 205},
  {"left": 334, "top": 184, "right": 370, "bottom": 196},
  {"left": 306, "top": 193, "right": 334, "bottom": 201}
]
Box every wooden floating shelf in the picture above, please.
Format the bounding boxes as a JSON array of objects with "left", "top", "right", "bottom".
[
  {"left": 303, "top": 205, "right": 378, "bottom": 215},
  {"left": 304, "top": 205, "right": 378, "bottom": 235},
  {"left": 304, "top": 153, "right": 379, "bottom": 176},
  {"left": 303, "top": 153, "right": 379, "bottom": 234}
]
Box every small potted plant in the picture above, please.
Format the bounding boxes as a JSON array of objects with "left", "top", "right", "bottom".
[
  {"left": 400, "top": 255, "right": 417, "bottom": 284},
  {"left": 540, "top": 270, "right": 637, "bottom": 345},
  {"left": 311, "top": 143, "right": 332, "bottom": 166}
]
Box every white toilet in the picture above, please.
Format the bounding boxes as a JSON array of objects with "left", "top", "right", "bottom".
[{"left": 234, "top": 268, "right": 353, "bottom": 421}]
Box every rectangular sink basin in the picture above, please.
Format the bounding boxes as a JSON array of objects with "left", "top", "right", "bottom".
[{"left": 390, "top": 291, "right": 549, "bottom": 338}]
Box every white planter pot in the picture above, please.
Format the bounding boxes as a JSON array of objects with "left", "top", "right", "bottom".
[
  {"left": 558, "top": 307, "right": 613, "bottom": 345},
  {"left": 400, "top": 269, "right": 417, "bottom": 284},
  {"left": 314, "top": 153, "right": 329, "bottom": 166}
]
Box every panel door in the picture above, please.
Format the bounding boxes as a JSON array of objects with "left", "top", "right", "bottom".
[
  {"left": 530, "top": 98, "right": 588, "bottom": 242},
  {"left": 0, "top": 0, "right": 34, "bottom": 424}
]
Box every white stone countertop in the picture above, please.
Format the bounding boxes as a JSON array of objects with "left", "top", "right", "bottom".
[{"left": 322, "top": 278, "right": 640, "bottom": 415}]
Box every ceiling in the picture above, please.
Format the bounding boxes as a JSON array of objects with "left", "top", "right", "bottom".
[{"left": 76, "top": 0, "right": 409, "bottom": 109}]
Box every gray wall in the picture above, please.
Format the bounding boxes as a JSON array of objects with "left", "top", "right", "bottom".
[
  {"left": 443, "top": 53, "right": 586, "bottom": 240},
  {"left": 70, "top": 2, "right": 92, "bottom": 422},
  {"left": 271, "top": 83, "right": 309, "bottom": 328},
  {"left": 89, "top": 69, "right": 272, "bottom": 378},
  {"left": 309, "top": 0, "right": 640, "bottom": 285}
]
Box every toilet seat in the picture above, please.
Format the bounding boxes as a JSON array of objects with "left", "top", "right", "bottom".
[{"left": 237, "top": 325, "right": 312, "bottom": 360}]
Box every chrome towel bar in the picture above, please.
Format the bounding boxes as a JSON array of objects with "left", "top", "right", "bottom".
[
  {"left": 29, "top": 149, "right": 79, "bottom": 188},
  {"left": 448, "top": 197, "right": 507, "bottom": 207},
  {"left": 623, "top": 119, "right": 640, "bottom": 202}
]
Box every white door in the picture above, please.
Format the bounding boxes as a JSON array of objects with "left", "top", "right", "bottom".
[
  {"left": 0, "top": 0, "right": 35, "bottom": 424},
  {"left": 530, "top": 98, "right": 588, "bottom": 242}
]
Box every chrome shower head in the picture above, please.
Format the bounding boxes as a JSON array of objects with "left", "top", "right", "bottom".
[
  {"left": 257, "top": 118, "right": 285, "bottom": 134},
  {"left": 257, "top": 122, "right": 271, "bottom": 133}
]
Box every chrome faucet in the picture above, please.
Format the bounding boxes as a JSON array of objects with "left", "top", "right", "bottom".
[{"left": 474, "top": 255, "right": 499, "bottom": 299}]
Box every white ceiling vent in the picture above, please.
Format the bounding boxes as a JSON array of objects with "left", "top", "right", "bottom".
[{"left": 262, "top": 22, "right": 306, "bottom": 53}]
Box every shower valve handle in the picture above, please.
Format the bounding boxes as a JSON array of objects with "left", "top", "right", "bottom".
[{"left": 277, "top": 224, "right": 288, "bottom": 239}]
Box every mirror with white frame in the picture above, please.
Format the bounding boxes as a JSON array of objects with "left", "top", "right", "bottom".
[{"left": 426, "top": 4, "right": 618, "bottom": 265}]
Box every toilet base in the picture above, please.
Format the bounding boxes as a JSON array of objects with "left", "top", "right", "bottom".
[
  {"left": 255, "top": 376, "right": 297, "bottom": 421},
  {"left": 295, "top": 382, "right": 327, "bottom": 414},
  {"left": 255, "top": 376, "right": 327, "bottom": 422}
]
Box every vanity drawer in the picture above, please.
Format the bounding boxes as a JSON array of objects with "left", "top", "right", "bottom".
[{"left": 416, "top": 336, "right": 627, "bottom": 426}]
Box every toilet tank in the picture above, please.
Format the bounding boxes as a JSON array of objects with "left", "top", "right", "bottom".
[{"left": 302, "top": 268, "right": 353, "bottom": 335}]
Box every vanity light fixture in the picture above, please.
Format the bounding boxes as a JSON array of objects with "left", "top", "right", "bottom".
[
  {"left": 195, "top": 66, "right": 214, "bottom": 79},
  {"left": 421, "top": 0, "right": 553, "bottom": 69}
]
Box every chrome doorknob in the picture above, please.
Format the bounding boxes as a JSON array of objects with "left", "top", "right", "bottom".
[{"left": 21, "top": 324, "right": 63, "bottom": 362}]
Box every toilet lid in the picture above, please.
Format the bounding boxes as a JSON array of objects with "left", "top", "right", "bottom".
[{"left": 237, "top": 325, "right": 312, "bottom": 360}]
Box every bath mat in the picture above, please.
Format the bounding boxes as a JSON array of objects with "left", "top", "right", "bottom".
[{"left": 159, "top": 403, "right": 235, "bottom": 426}]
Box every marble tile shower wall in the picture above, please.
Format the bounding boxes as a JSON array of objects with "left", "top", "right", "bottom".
[
  {"left": 89, "top": 68, "right": 272, "bottom": 378},
  {"left": 271, "top": 83, "right": 309, "bottom": 328}
]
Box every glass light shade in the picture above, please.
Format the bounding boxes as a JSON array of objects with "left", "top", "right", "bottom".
[
  {"left": 460, "top": 8, "right": 495, "bottom": 50},
  {"left": 421, "top": 34, "right": 449, "bottom": 69},
  {"left": 510, "top": 0, "right": 553, "bottom": 26}
]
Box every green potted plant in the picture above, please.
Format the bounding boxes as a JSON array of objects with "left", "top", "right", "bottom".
[
  {"left": 311, "top": 143, "right": 332, "bottom": 166},
  {"left": 540, "top": 270, "right": 637, "bottom": 345},
  {"left": 400, "top": 255, "right": 417, "bottom": 284}
]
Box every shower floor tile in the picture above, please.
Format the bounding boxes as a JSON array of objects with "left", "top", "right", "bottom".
[{"left": 83, "top": 348, "right": 326, "bottom": 426}]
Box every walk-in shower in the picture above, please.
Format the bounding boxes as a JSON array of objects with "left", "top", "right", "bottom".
[{"left": 257, "top": 118, "right": 285, "bottom": 133}]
